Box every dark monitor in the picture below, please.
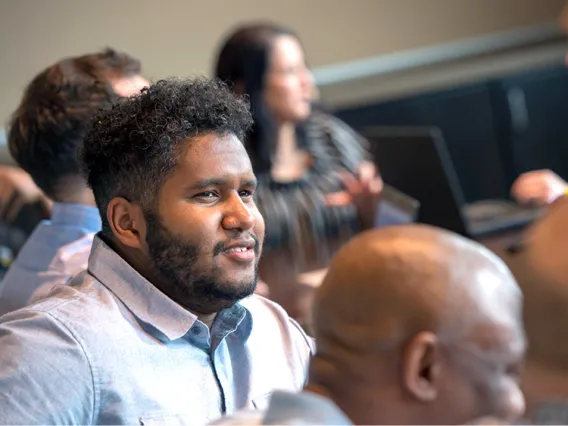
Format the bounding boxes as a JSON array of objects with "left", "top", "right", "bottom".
[{"left": 364, "top": 126, "right": 469, "bottom": 236}]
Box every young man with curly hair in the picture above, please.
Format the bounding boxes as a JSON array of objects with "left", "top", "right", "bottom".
[
  {"left": 0, "top": 48, "right": 149, "bottom": 315},
  {"left": 0, "top": 77, "right": 313, "bottom": 425}
]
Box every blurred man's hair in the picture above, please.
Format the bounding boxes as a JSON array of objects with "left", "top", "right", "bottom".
[{"left": 8, "top": 48, "right": 142, "bottom": 200}]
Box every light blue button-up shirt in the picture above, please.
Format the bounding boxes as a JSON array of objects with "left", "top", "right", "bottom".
[
  {"left": 0, "top": 202, "right": 101, "bottom": 316},
  {"left": 0, "top": 235, "right": 313, "bottom": 425}
]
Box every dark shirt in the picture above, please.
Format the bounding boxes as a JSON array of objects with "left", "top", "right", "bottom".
[{"left": 255, "top": 112, "right": 369, "bottom": 257}]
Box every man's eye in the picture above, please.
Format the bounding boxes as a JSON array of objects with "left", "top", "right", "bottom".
[{"left": 195, "top": 191, "right": 218, "bottom": 200}]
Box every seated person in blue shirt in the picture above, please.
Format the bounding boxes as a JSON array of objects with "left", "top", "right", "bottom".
[
  {"left": 214, "top": 225, "right": 526, "bottom": 425},
  {"left": 0, "top": 48, "right": 149, "bottom": 315},
  {"left": 0, "top": 77, "right": 313, "bottom": 425}
]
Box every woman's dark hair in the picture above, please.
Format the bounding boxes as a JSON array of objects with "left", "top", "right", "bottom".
[{"left": 214, "top": 23, "right": 306, "bottom": 174}]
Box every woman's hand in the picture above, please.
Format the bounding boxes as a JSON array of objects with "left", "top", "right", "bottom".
[
  {"left": 325, "top": 161, "right": 383, "bottom": 229},
  {"left": 511, "top": 169, "right": 567, "bottom": 206}
]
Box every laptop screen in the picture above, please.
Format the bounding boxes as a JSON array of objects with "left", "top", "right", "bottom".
[{"left": 365, "top": 126, "right": 469, "bottom": 236}]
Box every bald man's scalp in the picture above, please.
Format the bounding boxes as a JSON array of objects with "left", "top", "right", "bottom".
[
  {"left": 314, "top": 225, "right": 520, "bottom": 343},
  {"left": 311, "top": 225, "right": 523, "bottom": 384}
]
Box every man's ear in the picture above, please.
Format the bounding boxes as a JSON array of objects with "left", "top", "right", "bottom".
[
  {"left": 107, "top": 197, "right": 147, "bottom": 250},
  {"left": 402, "top": 331, "right": 441, "bottom": 402}
]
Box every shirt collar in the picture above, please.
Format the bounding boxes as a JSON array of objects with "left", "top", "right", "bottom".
[
  {"left": 87, "top": 234, "right": 252, "bottom": 343},
  {"left": 211, "top": 302, "right": 251, "bottom": 350},
  {"left": 263, "top": 390, "right": 352, "bottom": 425},
  {"left": 50, "top": 202, "right": 101, "bottom": 232},
  {"left": 88, "top": 235, "right": 197, "bottom": 341}
]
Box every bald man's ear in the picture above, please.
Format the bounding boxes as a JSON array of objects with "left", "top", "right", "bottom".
[
  {"left": 107, "top": 197, "right": 147, "bottom": 250},
  {"left": 402, "top": 331, "right": 440, "bottom": 402}
]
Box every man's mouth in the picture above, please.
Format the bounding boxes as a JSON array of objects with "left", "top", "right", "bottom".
[
  {"left": 226, "top": 247, "right": 250, "bottom": 253},
  {"left": 220, "top": 239, "right": 257, "bottom": 263}
]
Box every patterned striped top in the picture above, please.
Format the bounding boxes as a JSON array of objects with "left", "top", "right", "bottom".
[{"left": 254, "top": 111, "right": 370, "bottom": 263}]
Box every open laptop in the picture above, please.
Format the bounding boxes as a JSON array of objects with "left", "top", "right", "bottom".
[
  {"left": 374, "top": 184, "right": 420, "bottom": 228},
  {"left": 364, "top": 126, "right": 544, "bottom": 239}
]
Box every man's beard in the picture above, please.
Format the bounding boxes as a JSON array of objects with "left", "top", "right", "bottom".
[{"left": 144, "top": 211, "right": 258, "bottom": 313}]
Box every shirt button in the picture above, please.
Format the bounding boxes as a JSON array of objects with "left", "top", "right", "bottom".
[{"left": 191, "top": 327, "right": 201, "bottom": 335}]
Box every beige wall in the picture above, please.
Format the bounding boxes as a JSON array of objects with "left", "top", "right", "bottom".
[{"left": 0, "top": 0, "right": 565, "bottom": 124}]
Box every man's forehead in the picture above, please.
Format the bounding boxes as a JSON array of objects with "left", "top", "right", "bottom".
[
  {"left": 176, "top": 133, "right": 251, "bottom": 174},
  {"left": 183, "top": 132, "right": 245, "bottom": 155}
]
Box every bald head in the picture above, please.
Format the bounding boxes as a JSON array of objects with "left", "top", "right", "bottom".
[
  {"left": 309, "top": 225, "right": 525, "bottom": 425},
  {"left": 314, "top": 225, "right": 521, "bottom": 351}
]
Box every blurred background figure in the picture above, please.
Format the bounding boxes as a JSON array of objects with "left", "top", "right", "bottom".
[
  {"left": 511, "top": 164, "right": 568, "bottom": 206},
  {"left": 0, "top": 48, "right": 148, "bottom": 316},
  {"left": 215, "top": 23, "right": 382, "bottom": 323},
  {"left": 0, "top": 166, "right": 50, "bottom": 277},
  {"left": 510, "top": 4, "right": 568, "bottom": 206},
  {"left": 498, "top": 196, "right": 568, "bottom": 423}
]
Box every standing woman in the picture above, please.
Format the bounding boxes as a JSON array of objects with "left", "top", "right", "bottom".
[{"left": 215, "top": 23, "right": 382, "bottom": 322}]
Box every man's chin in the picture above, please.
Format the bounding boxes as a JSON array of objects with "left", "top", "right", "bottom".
[
  {"left": 211, "top": 276, "right": 257, "bottom": 301},
  {"left": 229, "top": 279, "right": 257, "bottom": 300},
  {"left": 183, "top": 277, "right": 258, "bottom": 314}
]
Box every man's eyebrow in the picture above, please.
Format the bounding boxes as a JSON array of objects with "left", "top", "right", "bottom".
[
  {"left": 186, "top": 177, "right": 258, "bottom": 191},
  {"left": 244, "top": 178, "right": 258, "bottom": 187},
  {"left": 186, "top": 179, "right": 226, "bottom": 191}
]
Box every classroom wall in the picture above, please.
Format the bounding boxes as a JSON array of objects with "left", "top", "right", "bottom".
[{"left": 0, "top": 0, "right": 565, "bottom": 125}]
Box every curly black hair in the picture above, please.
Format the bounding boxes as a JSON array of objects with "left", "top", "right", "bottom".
[
  {"left": 8, "top": 48, "right": 141, "bottom": 199},
  {"left": 79, "top": 76, "right": 254, "bottom": 237}
]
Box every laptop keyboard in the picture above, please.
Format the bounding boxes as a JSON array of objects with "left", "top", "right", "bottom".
[
  {"left": 464, "top": 200, "right": 534, "bottom": 222},
  {"left": 463, "top": 200, "right": 544, "bottom": 237}
]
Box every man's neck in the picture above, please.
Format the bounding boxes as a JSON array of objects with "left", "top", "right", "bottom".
[
  {"left": 54, "top": 178, "right": 97, "bottom": 207},
  {"left": 196, "top": 313, "right": 217, "bottom": 328},
  {"left": 56, "top": 194, "right": 96, "bottom": 207}
]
